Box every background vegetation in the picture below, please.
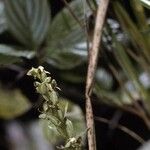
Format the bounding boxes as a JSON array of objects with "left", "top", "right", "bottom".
[{"left": 0, "top": 0, "right": 150, "bottom": 150}]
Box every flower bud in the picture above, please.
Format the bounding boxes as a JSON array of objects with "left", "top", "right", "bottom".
[
  {"left": 39, "top": 113, "right": 47, "bottom": 119},
  {"left": 43, "top": 102, "right": 48, "bottom": 111}
]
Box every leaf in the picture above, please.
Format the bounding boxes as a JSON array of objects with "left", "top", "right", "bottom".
[
  {"left": 4, "top": 0, "right": 50, "bottom": 49},
  {"left": 130, "top": 0, "right": 148, "bottom": 31},
  {"left": 47, "top": 114, "right": 60, "bottom": 126},
  {"left": 46, "top": 0, "right": 89, "bottom": 69},
  {"left": 66, "top": 119, "right": 74, "bottom": 138},
  {"left": 111, "top": 33, "right": 143, "bottom": 92},
  {"left": 0, "top": 54, "right": 20, "bottom": 65},
  {"left": 0, "top": 1, "right": 7, "bottom": 34},
  {"left": 47, "top": 51, "right": 86, "bottom": 69},
  {"left": 58, "top": 110, "right": 64, "bottom": 120},
  {"left": 94, "top": 84, "right": 123, "bottom": 106},
  {"left": 64, "top": 103, "right": 69, "bottom": 118},
  {"left": 0, "top": 45, "right": 35, "bottom": 58},
  {"left": 41, "top": 99, "right": 85, "bottom": 144},
  {"left": 140, "top": 0, "right": 150, "bottom": 9},
  {"left": 0, "top": 88, "right": 31, "bottom": 119},
  {"left": 41, "top": 120, "right": 62, "bottom": 144},
  {"left": 110, "top": 31, "right": 149, "bottom": 102},
  {"left": 0, "top": 44, "right": 35, "bottom": 64},
  {"left": 113, "top": 2, "right": 150, "bottom": 63},
  {"left": 49, "top": 90, "right": 58, "bottom": 105},
  {"left": 94, "top": 83, "right": 138, "bottom": 105}
]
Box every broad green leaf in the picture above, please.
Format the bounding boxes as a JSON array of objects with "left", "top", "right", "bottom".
[
  {"left": 0, "top": 45, "right": 35, "bottom": 58},
  {"left": 0, "top": 44, "right": 35, "bottom": 64},
  {"left": 0, "top": 88, "right": 31, "bottom": 119},
  {"left": 47, "top": 0, "right": 86, "bottom": 51},
  {"left": 4, "top": 0, "right": 50, "bottom": 49},
  {"left": 46, "top": 0, "right": 89, "bottom": 69},
  {"left": 47, "top": 51, "right": 86, "bottom": 69}
]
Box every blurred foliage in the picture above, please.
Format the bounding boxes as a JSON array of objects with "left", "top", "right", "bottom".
[
  {"left": 0, "top": 0, "right": 149, "bottom": 146},
  {"left": 0, "top": 87, "right": 31, "bottom": 119},
  {"left": 46, "top": 0, "right": 88, "bottom": 69},
  {"left": 95, "top": 1, "right": 150, "bottom": 110},
  {"left": 140, "top": 0, "right": 150, "bottom": 9},
  {"left": 0, "top": 0, "right": 88, "bottom": 129},
  {"left": 0, "top": 44, "right": 35, "bottom": 64}
]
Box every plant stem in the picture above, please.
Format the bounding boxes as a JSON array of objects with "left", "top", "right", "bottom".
[{"left": 85, "top": 0, "right": 109, "bottom": 150}]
